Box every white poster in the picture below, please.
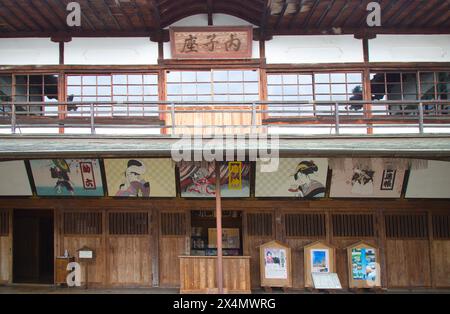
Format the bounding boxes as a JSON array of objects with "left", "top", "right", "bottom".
[
  {"left": 264, "top": 248, "right": 288, "bottom": 279},
  {"left": 406, "top": 161, "right": 450, "bottom": 198},
  {"left": 0, "top": 160, "right": 32, "bottom": 196}
]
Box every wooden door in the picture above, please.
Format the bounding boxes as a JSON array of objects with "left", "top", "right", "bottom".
[
  {"left": 107, "top": 211, "right": 152, "bottom": 287},
  {"left": 0, "top": 209, "right": 11, "bottom": 283},
  {"left": 385, "top": 213, "right": 432, "bottom": 288},
  {"left": 159, "top": 211, "right": 187, "bottom": 287},
  {"left": 244, "top": 211, "right": 275, "bottom": 288}
]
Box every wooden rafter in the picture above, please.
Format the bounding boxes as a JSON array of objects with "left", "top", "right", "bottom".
[
  {"left": 287, "top": 0, "right": 306, "bottom": 29},
  {"left": 207, "top": 0, "right": 214, "bottom": 25},
  {"left": 316, "top": 0, "right": 336, "bottom": 27},
  {"left": 273, "top": 0, "right": 289, "bottom": 30}
]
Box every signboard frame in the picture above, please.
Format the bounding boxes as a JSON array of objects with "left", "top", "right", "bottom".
[
  {"left": 170, "top": 26, "right": 253, "bottom": 59},
  {"left": 259, "top": 240, "right": 292, "bottom": 288}
]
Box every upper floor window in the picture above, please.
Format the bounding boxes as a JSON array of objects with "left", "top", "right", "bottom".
[
  {"left": 66, "top": 73, "right": 159, "bottom": 116},
  {"left": 267, "top": 72, "right": 363, "bottom": 116},
  {"left": 0, "top": 74, "right": 58, "bottom": 115},
  {"left": 166, "top": 70, "right": 259, "bottom": 102}
]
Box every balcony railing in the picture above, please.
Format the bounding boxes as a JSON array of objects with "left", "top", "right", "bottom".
[{"left": 0, "top": 100, "right": 450, "bottom": 136}]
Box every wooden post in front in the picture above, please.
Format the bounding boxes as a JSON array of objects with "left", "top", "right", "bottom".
[{"left": 215, "top": 161, "right": 224, "bottom": 294}]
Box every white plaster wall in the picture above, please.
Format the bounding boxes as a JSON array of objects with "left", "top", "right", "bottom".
[
  {"left": 369, "top": 35, "right": 450, "bottom": 62},
  {"left": 65, "top": 38, "right": 159, "bottom": 65},
  {"left": 0, "top": 38, "right": 59, "bottom": 65},
  {"left": 265, "top": 35, "right": 364, "bottom": 64}
]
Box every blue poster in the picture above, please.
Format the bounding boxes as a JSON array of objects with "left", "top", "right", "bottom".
[{"left": 351, "top": 248, "right": 377, "bottom": 281}]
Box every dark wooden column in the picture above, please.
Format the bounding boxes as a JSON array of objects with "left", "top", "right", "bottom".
[{"left": 215, "top": 161, "right": 224, "bottom": 293}]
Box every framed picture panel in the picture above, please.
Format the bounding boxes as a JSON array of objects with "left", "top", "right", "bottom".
[{"left": 259, "top": 240, "right": 292, "bottom": 288}]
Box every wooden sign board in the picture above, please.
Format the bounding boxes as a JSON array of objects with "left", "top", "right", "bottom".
[
  {"left": 77, "top": 246, "right": 95, "bottom": 262},
  {"left": 304, "top": 241, "right": 336, "bottom": 288},
  {"left": 259, "top": 240, "right": 292, "bottom": 288},
  {"left": 170, "top": 26, "right": 253, "bottom": 59},
  {"left": 347, "top": 241, "right": 381, "bottom": 289},
  {"left": 312, "top": 273, "right": 342, "bottom": 289}
]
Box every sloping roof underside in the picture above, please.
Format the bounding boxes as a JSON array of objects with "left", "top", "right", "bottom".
[{"left": 0, "top": 0, "right": 448, "bottom": 37}]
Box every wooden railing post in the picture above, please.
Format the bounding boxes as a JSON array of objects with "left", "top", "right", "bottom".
[
  {"left": 171, "top": 103, "right": 176, "bottom": 135},
  {"left": 90, "top": 103, "right": 95, "bottom": 135},
  {"left": 418, "top": 102, "right": 424, "bottom": 134},
  {"left": 10, "top": 103, "right": 16, "bottom": 134},
  {"left": 335, "top": 102, "right": 340, "bottom": 135}
]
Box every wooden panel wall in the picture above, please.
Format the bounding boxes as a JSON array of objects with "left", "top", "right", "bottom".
[
  {"left": 159, "top": 211, "right": 187, "bottom": 287},
  {"left": 244, "top": 211, "right": 275, "bottom": 288},
  {"left": 0, "top": 209, "right": 11, "bottom": 283}
]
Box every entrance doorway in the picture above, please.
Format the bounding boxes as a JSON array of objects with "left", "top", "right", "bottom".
[{"left": 13, "top": 210, "right": 54, "bottom": 284}]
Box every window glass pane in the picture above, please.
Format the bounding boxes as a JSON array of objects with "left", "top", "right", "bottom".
[
  {"left": 229, "top": 94, "right": 242, "bottom": 101},
  {"left": 143, "top": 75, "right": 158, "bottom": 84},
  {"left": 268, "top": 85, "right": 282, "bottom": 95},
  {"left": 284, "top": 95, "right": 299, "bottom": 101},
  {"left": 113, "top": 86, "right": 127, "bottom": 95},
  {"left": 196, "top": 71, "right": 211, "bottom": 82},
  {"left": 243, "top": 70, "right": 258, "bottom": 81},
  {"left": 347, "top": 73, "right": 362, "bottom": 83},
  {"left": 316, "top": 94, "right": 331, "bottom": 101},
  {"left": 44, "top": 75, "right": 58, "bottom": 85},
  {"left": 315, "top": 74, "right": 330, "bottom": 83},
  {"left": 98, "top": 86, "right": 111, "bottom": 96},
  {"left": 213, "top": 83, "right": 227, "bottom": 94},
  {"left": 144, "top": 85, "right": 158, "bottom": 95},
  {"left": 299, "top": 85, "right": 313, "bottom": 95},
  {"left": 331, "top": 73, "right": 346, "bottom": 83},
  {"left": 143, "top": 96, "right": 158, "bottom": 101},
  {"left": 16, "top": 75, "right": 28, "bottom": 84},
  {"left": 315, "top": 84, "right": 330, "bottom": 94},
  {"left": 348, "top": 84, "right": 363, "bottom": 94},
  {"left": 214, "top": 95, "right": 228, "bottom": 101},
  {"left": 197, "top": 95, "right": 212, "bottom": 102},
  {"left": 182, "top": 84, "right": 196, "bottom": 94},
  {"left": 0, "top": 75, "right": 12, "bottom": 85},
  {"left": 267, "top": 75, "right": 282, "bottom": 85},
  {"left": 283, "top": 85, "right": 297, "bottom": 95},
  {"left": 299, "top": 95, "right": 313, "bottom": 101},
  {"left": 244, "top": 94, "right": 259, "bottom": 101},
  {"left": 282, "top": 75, "right": 297, "bottom": 84},
  {"left": 97, "top": 76, "right": 111, "bottom": 85},
  {"left": 167, "top": 84, "right": 182, "bottom": 94},
  {"left": 244, "top": 83, "right": 258, "bottom": 94},
  {"left": 166, "top": 71, "right": 181, "bottom": 82},
  {"left": 298, "top": 75, "right": 312, "bottom": 84},
  {"left": 331, "top": 84, "right": 346, "bottom": 94},
  {"left": 197, "top": 83, "right": 211, "bottom": 95},
  {"left": 82, "top": 76, "right": 96, "bottom": 85},
  {"left": 82, "top": 86, "right": 96, "bottom": 95},
  {"left": 213, "top": 71, "right": 228, "bottom": 81},
  {"left": 113, "top": 75, "right": 127, "bottom": 84},
  {"left": 29, "top": 75, "right": 43, "bottom": 85},
  {"left": 182, "top": 72, "right": 197, "bottom": 82},
  {"left": 228, "top": 83, "right": 243, "bottom": 93},
  {"left": 67, "top": 76, "right": 81, "bottom": 85},
  {"left": 128, "top": 75, "right": 142, "bottom": 84},
  {"left": 228, "top": 71, "right": 243, "bottom": 81},
  {"left": 129, "top": 85, "right": 143, "bottom": 95}
]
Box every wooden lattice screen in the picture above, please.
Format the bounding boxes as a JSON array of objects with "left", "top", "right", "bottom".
[
  {"left": 0, "top": 210, "right": 9, "bottom": 236},
  {"left": 161, "top": 212, "right": 186, "bottom": 236},
  {"left": 385, "top": 214, "right": 428, "bottom": 239},
  {"left": 63, "top": 212, "right": 102, "bottom": 235},
  {"left": 285, "top": 213, "right": 326, "bottom": 237},
  {"left": 432, "top": 214, "right": 450, "bottom": 239},
  {"left": 247, "top": 213, "right": 273, "bottom": 236},
  {"left": 332, "top": 214, "right": 375, "bottom": 237},
  {"left": 109, "top": 212, "right": 149, "bottom": 235}
]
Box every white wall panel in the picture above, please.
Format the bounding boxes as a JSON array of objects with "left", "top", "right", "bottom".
[
  {"left": 369, "top": 35, "right": 450, "bottom": 62},
  {"left": 0, "top": 39, "right": 59, "bottom": 65},
  {"left": 65, "top": 38, "right": 158, "bottom": 65}
]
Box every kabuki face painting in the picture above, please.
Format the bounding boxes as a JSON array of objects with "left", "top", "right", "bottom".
[{"left": 116, "top": 159, "right": 150, "bottom": 197}]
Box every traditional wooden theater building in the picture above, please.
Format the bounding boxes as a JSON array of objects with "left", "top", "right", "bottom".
[{"left": 0, "top": 0, "right": 449, "bottom": 292}]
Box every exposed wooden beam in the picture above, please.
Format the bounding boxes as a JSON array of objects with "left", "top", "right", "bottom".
[
  {"left": 316, "top": 0, "right": 336, "bottom": 28},
  {"left": 4, "top": 0, "right": 43, "bottom": 31},
  {"left": 419, "top": 0, "right": 449, "bottom": 27},
  {"left": 274, "top": 0, "right": 289, "bottom": 30},
  {"left": 0, "top": 4, "right": 22, "bottom": 32},
  {"left": 28, "top": 0, "right": 63, "bottom": 31},
  {"left": 326, "top": 0, "right": 349, "bottom": 29},
  {"left": 207, "top": 0, "right": 214, "bottom": 26},
  {"left": 301, "top": 0, "right": 320, "bottom": 28},
  {"left": 100, "top": 0, "right": 122, "bottom": 30},
  {"left": 260, "top": 0, "right": 271, "bottom": 31},
  {"left": 288, "top": 0, "right": 306, "bottom": 29}
]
